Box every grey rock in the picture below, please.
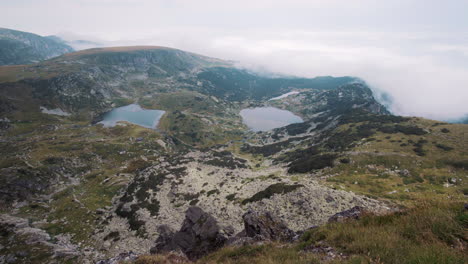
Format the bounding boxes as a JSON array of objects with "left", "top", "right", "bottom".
[
  {"left": 0, "top": 214, "right": 80, "bottom": 260},
  {"left": 328, "top": 206, "right": 363, "bottom": 223},
  {"left": 150, "top": 225, "right": 176, "bottom": 254},
  {"left": 96, "top": 251, "right": 138, "bottom": 264},
  {"left": 398, "top": 169, "right": 410, "bottom": 177},
  {"left": 242, "top": 210, "right": 296, "bottom": 242},
  {"left": 152, "top": 206, "right": 227, "bottom": 260}
]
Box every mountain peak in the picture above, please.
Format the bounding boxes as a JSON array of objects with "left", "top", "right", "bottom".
[{"left": 0, "top": 27, "right": 74, "bottom": 65}]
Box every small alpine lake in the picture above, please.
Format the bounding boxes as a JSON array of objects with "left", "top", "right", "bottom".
[
  {"left": 99, "top": 104, "right": 165, "bottom": 129},
  {"left": 240, "top": 107, "right": 303, "bottom": 132}
]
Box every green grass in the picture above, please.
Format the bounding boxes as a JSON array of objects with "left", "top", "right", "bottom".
[
  {"left": 6, "top": 116, "right": 161, "bottom": 246},
  {"left": 321, "top": 118, "right": 468, "bottom": 203},
  {"left": 137, "top": 201, "right": 466, "bottom": 264},
  {"left": 299, "top": 200, "right": 467, "bottom": 264}
]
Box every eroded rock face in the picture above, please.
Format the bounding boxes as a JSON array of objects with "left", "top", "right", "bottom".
[
  {"left": 242, "top": 210, "right": 296, "bottom": 242},
  {"left": 151, "top": 206, "right": 227, "bottom": 260}
]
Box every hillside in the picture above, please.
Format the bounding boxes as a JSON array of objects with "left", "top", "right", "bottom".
[
  {"left": 0, "top": 46, "right": 466, "bottom": 264},
  {"left": 0, "top": 28, "right": 74, "bottom": 65}
]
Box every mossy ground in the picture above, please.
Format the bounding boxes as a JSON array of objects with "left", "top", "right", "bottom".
[{"left": 324, "top": 119, "right": 467, "bottom": 204}]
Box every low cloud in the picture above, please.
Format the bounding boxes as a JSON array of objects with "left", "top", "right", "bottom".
[
  {"left": 2, "top": 0, "right": 467, "bottom": 121},
  {"left": 93, "top": 30, "right": 467, "bottom": 122}
]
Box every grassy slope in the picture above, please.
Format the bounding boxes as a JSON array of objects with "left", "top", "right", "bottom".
[
  {"left": 136, "top": 201, "right": 467, "bottom": 264},
  {"left": 325, "top": 118, "right": 467, "bottom": 204},
  {"left": 143, "top": 91, "right": 245, "bottom": 147},
  {"left": 135, "top": 117, "right": 468, "bottom": 264},
  {"left": 2, "top": 115, "right": 165, "bottom": 246}
]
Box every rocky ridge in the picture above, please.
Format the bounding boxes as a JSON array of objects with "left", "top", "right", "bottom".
[{"left": 0, "top": 28, "right": 74, "bottom": 65}]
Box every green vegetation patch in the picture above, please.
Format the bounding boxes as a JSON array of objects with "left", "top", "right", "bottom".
[
  {"left": 242, "top": 183, "right": 303, "bottom": 205},
  {"left": 288, "top": 153, "right": 337, "bottom": 173},
  {"left": 446, "top": 160, "right": 468, "bottom": 170},
  {"left": 299, "top": 201, "right": 467, "bottom": 264}
]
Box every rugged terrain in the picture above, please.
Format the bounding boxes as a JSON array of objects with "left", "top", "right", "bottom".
[
  {"left": 0, "top": 28, "right": 74, "bottom": 66},
  {"left": 0, "top": 45, "right": 466, "bottom": 264}
]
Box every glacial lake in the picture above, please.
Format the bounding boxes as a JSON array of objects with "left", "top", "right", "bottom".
[
  {"left": 240, "top": 107, "right": 303, "bottom": 132},
  {"left": 99, "top": 104, "right": 165, "bottom": 129}
]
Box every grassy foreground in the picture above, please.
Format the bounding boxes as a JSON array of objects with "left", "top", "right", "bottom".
[{"left": 135, "top": 200, "right": 467, "bottom": 264}]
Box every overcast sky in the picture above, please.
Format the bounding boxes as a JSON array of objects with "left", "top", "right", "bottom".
[{"left": 1, "top": 0, "right": 468, "bottom": 121}]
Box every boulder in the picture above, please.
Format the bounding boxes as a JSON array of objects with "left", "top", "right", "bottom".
[
  {"left": 151, "top": 208, "right": 296, "bottom": 259},
  {"left": 328, "top": 206, "right": 364, "bottom": 223},
  {"left": 241, "top": 210, "right": 296, "bottom": 242},
  {"left": 151, "top": 206, "right": 227, "bottom": 260},
  {"left": 150, "top": 225, "right": 176, "bottom": 254}
]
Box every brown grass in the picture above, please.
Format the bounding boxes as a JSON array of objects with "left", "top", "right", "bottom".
[
  {"left": 137, "top": 200, "right": 467, "bottom": 264},
  {"left": 62, "top": 46, "right": 174, "bottom": 58}
]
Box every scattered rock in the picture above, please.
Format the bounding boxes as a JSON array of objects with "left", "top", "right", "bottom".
[
  {"left": 398, "top": 169, "right": 410, "bottom": 177},
  {"left": 302, "top": 241, "right": 345, "bottom": 262},
  {"left": 96, "top": 251, "right": 139, "bottom": 264},
  {"left": 328, "top": 206, "right": 364, "bottom": 223},
  {"left": 0, "top": 214, "right": 80, "bottom": 259}
]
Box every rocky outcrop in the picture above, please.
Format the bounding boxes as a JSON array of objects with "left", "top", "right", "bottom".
[
  {"left": 226, "top": 210, "right": 297, "bottom": 246},
  {"left": 151, "top": 207, "right": 298, "bottom": 259},
  {"left": 242, "top": 210, "right": 296, "bottom": 242},
  {"left": 328, "top": 206, "right": 364, "bottom": 223},
  {"left": 0, "top": 214, "right": 80, "bottom": 261},
  {"left": 151, "top": 206, "right": 227, "bottom": 260},
  {"left": 150, "top": 225, "right": 177, "bottom": 254},
  {"left": 0, "top": 28, "right": 74, "bottom": 65}
]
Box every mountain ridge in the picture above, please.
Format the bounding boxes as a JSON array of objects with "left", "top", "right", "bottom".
[
  {"left": 0, "top": 28, "right": 74, "bottom": 65},
  {"left": 0, "top": 32, "right": 466, "bottom": 264}
]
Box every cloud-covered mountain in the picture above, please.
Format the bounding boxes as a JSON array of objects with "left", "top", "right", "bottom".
[{"left": 0, "top": 28, "right": 74, "bottom": 65}]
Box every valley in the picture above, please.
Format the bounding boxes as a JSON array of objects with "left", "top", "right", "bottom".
[{"left": 0, "top": 46, "right": 466, "bottom": 264}]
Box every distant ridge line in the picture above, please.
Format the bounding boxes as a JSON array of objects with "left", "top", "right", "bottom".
[{"left": 62, "top": 45, "right": 175, "bottom": 57}]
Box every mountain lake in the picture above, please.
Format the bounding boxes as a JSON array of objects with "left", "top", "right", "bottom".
[
  {"left": 99, "top": 104, "right": 165, "bottom": 129},
  {"left": 240, "top": 107, "right": 303, "bottom": 131}
]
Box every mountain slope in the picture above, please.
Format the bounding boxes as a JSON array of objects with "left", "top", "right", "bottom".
[
  {"left": 0, "top": 28, "right": 74, "bottom": 65},
  {"left": 0, "top": 46, "right": 358, "bottom": 119},
  {"left": 0, "top": 46, "right": 382, "bottom": 147},
  {"left": 0, "top": 45, "right": 466, "bottom": 263}
]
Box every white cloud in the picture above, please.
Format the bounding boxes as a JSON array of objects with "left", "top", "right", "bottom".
[{"left": 1, "top": 0, "right": 468, "bottom": 121}]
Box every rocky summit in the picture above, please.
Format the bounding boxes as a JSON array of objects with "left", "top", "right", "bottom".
[{"left": 0, "top": 40, "right": 467, "bottom": 264}]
